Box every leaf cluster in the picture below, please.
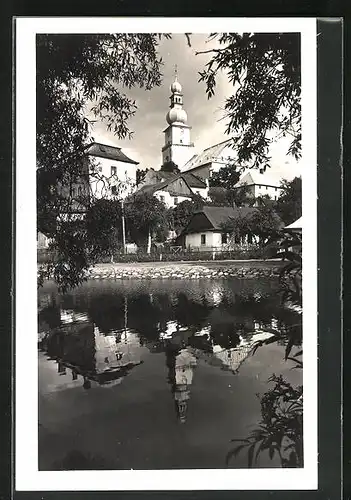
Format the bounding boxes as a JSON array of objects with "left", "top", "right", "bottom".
[
  {"left": 227, "top": 374, "right": 303, "bottom": 468},
  {"left": 198, "top": 33, "right": 301, "bottom": 167}
]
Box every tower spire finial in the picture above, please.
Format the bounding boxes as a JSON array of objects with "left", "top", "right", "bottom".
[{"left": 174, "top": 64, "right": 178, "bottom": 81}]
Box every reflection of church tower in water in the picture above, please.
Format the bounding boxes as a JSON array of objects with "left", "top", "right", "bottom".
[
  {"left": 166, "top": 346, "right": 197, "bottom": 424},
  {"left": 162, "top": 67, "right": 195, "bottom": 168}
]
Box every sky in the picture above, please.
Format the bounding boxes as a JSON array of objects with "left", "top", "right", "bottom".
[{"left": 91, "top": 34, "right": 301, "bottom": 181}]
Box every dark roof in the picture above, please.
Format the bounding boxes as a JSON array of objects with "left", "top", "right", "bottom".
[
  {"left": 181, "top": 205, "right": 258, "bottom": 235},
  {"left": 183, "top": 172, "right": 206, "bottom": 189},
  {"left": 135, "top": 172, "right": 200, "bottom": 198},
  {"left": 155, "top": 170, "right": 206, "bottom": 189},
  {"left": 86, "top": 142, "right": 139, "bottom": 165},
  {"left": 201, "top": 206, "right": 257, "bottom": 230}
]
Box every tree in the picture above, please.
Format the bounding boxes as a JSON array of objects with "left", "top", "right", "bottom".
[
  {"left": 160, "top": 160, "right": 180, "bottom": 173},
  {"left": 136, "top": 168, "right": 148, "bottom": 186},
  {"left": 168, "top": 197, "right": 204, "bottom": 235},
  {"left": 208, "top": 184, "right": 255, "bottom": 207},
  {"left": 37, "top": 34, "right": 169, "bottom": 288},
  {"left": 209, "top": 164, "right": 240, "bottom": 190},
  {"left": 197, "top": 33, "right": 301, "bottom": 169},
  {"left": 85, "top": 198, "right": 123, "bottom": 262},
  {"left": 223, "top": 203, "right": 282, "bottom": 246},
  {"left": 124, "top": 192, "right": 168, "bottom": 252},
  {"left": 275, "top": 176, "right": 302, "bottom": 225}
]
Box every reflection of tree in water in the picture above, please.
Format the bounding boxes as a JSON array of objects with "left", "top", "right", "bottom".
[{"left": 174, "top": 292, "right": 212, "bottom": 330}]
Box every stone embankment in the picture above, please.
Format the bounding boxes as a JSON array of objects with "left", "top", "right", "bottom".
[{"left": 85, "top": 260, "right": 283, "bottom": 281}]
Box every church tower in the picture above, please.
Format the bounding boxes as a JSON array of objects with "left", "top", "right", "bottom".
[{"left": 162, "top": 70, "right": 195, "bottom": 169}]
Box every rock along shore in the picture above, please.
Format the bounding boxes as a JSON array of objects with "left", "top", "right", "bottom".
[{"left": 84, "top": 260, "right": 283, "bottom": 281}]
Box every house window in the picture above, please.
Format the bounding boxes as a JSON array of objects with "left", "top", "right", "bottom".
[
  {"left": 174, "top": 197, "right": 179, "bottom": 205},
  {"left": 221, "top": 233, "right": 228, "bottom": 244},
  {"left": 275, "top": 187, "right": 277, "bottom": 191},
  {"left": 111, "top": 166, "right": 117, "bottom": 176},
  {"left": 180, "top": 139, "right": 183, "bottom": 144},
  {"left": 160, "top": 195, "right": 165, "bottom": 202},
  {"left": 266, "top": 186, "right": 268, "bottom": 190},
  {"left": 111, "top": 185, "right": 117, "bottom": 194},
  {"left": 201, "top": 234, "right": 206, "bottom": 245}
]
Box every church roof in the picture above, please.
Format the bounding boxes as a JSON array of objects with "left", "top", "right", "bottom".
[
  {"left": 86, "top": 142, "right": 139, "bottom": 165},
  {"left": 235, "top": 169, "right": 282, "bottom": 188},
  {"left": 183, "top": 139, "right": 234, "bottom": 171}
]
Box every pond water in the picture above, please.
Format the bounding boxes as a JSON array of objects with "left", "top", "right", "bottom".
[{"left": 38, "top": 278, "right": 302, "bottom": 470}]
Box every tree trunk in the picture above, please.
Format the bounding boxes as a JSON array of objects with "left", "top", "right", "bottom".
[{"left": 147, "top": 230, "right": 151, "bottom": 254}]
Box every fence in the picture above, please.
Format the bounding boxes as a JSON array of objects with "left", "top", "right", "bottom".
[{"left": 38, "top": 244, "right": 273, "bottom": 265}]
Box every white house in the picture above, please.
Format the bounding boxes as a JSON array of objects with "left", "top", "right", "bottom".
[
  {"left": 180, "top": 205, "right": 259, "bottom": 251},
  {"left": 234, "top": 169, "right": 283, "bottom": 201},
  {"left": 85, "top": 142, "right": 139, "bottom": 199}
]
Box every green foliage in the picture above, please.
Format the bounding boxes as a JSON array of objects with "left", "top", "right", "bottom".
[
  {"left": 209, "top": 164, "right": 240, "bottom": 190},
  {"left": 208, "top": 184, "right": 255, "bottom": 208},
  {"left": 37, "top": 34, "right": 168, "bottom": 288},
  {"left": 136, "top": 168, "right": 148, "bottom": 186},
  {"left": 86, "top": 198, "right": 122, "bottom": 261},
  {"left": 275, "top": 177, "right": 302, "bottom": 225},
  {"left": 223, "top": 203, "right": 282, "bottom": 245},
  {"left": 198, "top": 33, "right": 301, "bottom": 168},
  {"left": 227, "top": 375, "right": 303, "bottom": 468},
  {"left": 169, "top": 197, "right": 204, "bottom": 234},
  {"left": 160, "top": 160, "right": 180, "bottom": 173},
  {"left": 125, "top": 192, "right": 168, "bottom": 249}
]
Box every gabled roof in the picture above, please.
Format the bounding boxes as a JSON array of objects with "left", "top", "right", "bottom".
[
  {"left": 235, "top": 169, "right": 282, "bottom": 188},
  {"left": 182, "top": 206, "right": 258, "bottom": 234},
  {"left": 151, "top": 169, "right": 206, "bottom": 189},
  {"left": 85, "top": 142, "right": 139, "bottom": 165},
  {"left": 135, "top": 173, "right": 194, "bottom": 198},
  {"left": 201, "top": 206, "right": 257, "bottom": 230},
  {"left": 183, "top": 138, "right": 234, "bottom": 171},
  {"left": 135, "top": 170, "right": 204, "bottom": 198}
]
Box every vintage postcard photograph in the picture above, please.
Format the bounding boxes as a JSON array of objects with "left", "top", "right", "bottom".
[{"left": 15, "top": 17, "right": 317, "bottom": 492}]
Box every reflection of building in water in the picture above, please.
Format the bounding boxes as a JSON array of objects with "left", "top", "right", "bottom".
[
  {"left": 60, "top": 309, "right": 90, "bottom": 325},
  {"left": 94, "top": 327, "right": 143, "bottom": 375},
  {"left": 166, "top": 347, "right": 197, "bottom": 424},
  {"left": 159, "top": 320, "right": 193, "bottom": 343},
  {"left": 189, "top": 331, "right": 275, "bottom": 374},
  {"left": 40, "top": 307, "right": 144, "bottom": 389}
]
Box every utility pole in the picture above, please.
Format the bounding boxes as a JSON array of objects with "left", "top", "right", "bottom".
[{"left": 121, "top": 198, "right": 126, "bottom": 254}]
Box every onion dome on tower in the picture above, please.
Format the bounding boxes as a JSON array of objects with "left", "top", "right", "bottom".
[{"left": 166, "top": 70, "right": 188, "bottom": 125}]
